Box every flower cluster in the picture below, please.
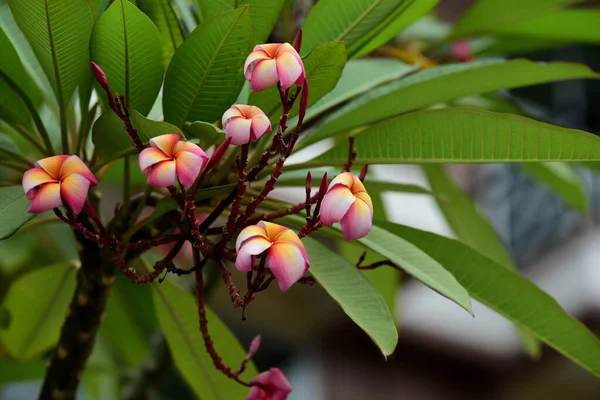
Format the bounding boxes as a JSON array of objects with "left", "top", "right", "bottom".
[{"left": 21, "top": 36, "right": 374, "bottom": 400}]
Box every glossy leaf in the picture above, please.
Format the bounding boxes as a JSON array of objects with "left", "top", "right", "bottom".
[
  {"left": 164, "top": 7, "right": 253, "bottom": 127},
  {"left": 8, "top": 0, "right": 94, "bottom": 109},
  {"left": 138, "top": 0, "right": 184, "bottom": 68},
  {"left": 355, "top": 225, "right": 472, "bottom": 315},
  {"left": 0, "top": 262, "right": 76, "bottom": 360},
  {"left": 91, "top": 0, "right": 164, "bottom": 116},
  {"left": 315, "top": 108, "right": 600, "bottom": 165},
  {"left": 196, "top": 0, "right": 286, "bottom": 43},
  {"left": 0, "top": 361, "right": 45, "bottom": 384},
  {"left": 182, "top": 121, "right": 224, "bottom": 148},
  {"left": 301, "top": 59, "right": 600, "bottom": 149},
  {"left": 249, "top": 41, "right": 347, "bottom": 124},
  {"left": 304, "top": 237, "right": 398, "bottom": 356},
  {"left": 451, "top": 0, "right": 580, "bottom": 37},
  {"left": 0, "top": 186, "right": 34, "bottom": 240},
  {"left": 0, "top": 134, "right": 20, "bottom": 158},
  {"left": 521, "top": 162, "right": 589, "bottom": 213},
  {"left": 152, "top": 278, "right": 257, "bottom": 400},
  {"left": 382, "top": 221, "right": 600, "bottom": 378},
  {"left": 423, "top": 164, "right": 541, "bottom": 356}
]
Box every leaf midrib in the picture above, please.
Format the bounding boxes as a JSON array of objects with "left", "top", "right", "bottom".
[
  {"left": 335, "top": 0, "right": 388, "bottom": 44},
  {"left": 120, "top": 0, "right": 130, "bottom": 106},
  {"left": 43, "top": 0, "right": 65, "bottom": 113}
]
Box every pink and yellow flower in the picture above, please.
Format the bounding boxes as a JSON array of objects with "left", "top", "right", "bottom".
[
  {"left": 247, "top": 368, "right": 292, "bottom": 400},
  {"left": 235, "top": 221, "right": 309, "bottom": 292},
  {"left": 139, "top": 134, "right": 208, "bottom": 188},
  {"left": 320, "top": 172, "right": 373, "bottom": 241},
  {"left": 244, "top": 43, "right": 305, "bottom": 92},
  {"left": 222, "top": 105, "right": 271, "bottom": 146},
  {"left": 22, "top": 155, "right": 97, "bottom": 214}
]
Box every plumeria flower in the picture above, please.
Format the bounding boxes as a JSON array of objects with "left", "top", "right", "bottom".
[
  {"left": 247, "top": 368, "right": 292, "bottom": 400},
  {"left": 320, "top": 172, "right": 373, "bottom": 241},
  {"left": 222, "top": 105, "right": 271, "bottom": 146},
  {"left": 244, "top": 43, "right": 305, "bottom": 92},
  {"left": 22, "top": 155, "right": 97, "bottom": 214},
  {"left": 139, "top": 134, "right": 208, "bottom": 188},
  {"left": 236, "top": 221, "right": 309, "bottom": 292}
]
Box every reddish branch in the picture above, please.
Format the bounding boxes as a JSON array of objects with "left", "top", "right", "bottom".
[{"left": 355, "top": 251, "right": 401, "bottom": 271}]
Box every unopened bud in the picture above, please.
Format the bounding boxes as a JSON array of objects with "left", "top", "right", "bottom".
[{"left": 90, "top": 62, "right": 111, "bottom": 95}]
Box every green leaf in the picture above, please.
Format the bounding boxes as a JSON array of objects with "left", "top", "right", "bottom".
[
  {"left": 91, "top": 0, "right": 164, "bottom": 116},
  {"left": 8, "top": 0, "right": 94, "bottom": 110},
  {"left": 301, "top": 0, "right": 416, "bottom": 54},
  {"left": 423, "top": 164, "right": 540, "bottom": 357},
  {"left": 182, "top": 121, "right": 225, "bottom": 148},
  {"left": 0, "top": 307, "right": 10, "bottom": 329},
  {"left": 451, "top": 0, "right": 580, "bottom": 37},
  {"left": 0, "top": 133, "right": 20, "bottom": 158},
  {"left": 303, "top": 237, "right": 398, "bottom": 356},
  {"left": 382, "top": 221, "right": 600, "bottom": 378},
  {"left": 493, "top": 10, "right": 600, "bottom": 44},
  {"left": 301, "top": 59, "right": 600, "bottom": 149},
  {"left": 138, "top": 0, "right": 184, "bottom": 68},
  {"left": 521, "top": 162, "right": 589, "bottom": 213},
  {"left": 0, "top": 186, "right": 35, "bottom": 240},
  {"left": 315, "top": 108, "right": 600, "bottom": 165},
  {"left": 249, "top": 41, "right": 347, "bottom": 124},
  {"left": 163, "top": 7, "right": 253, "bottom": 127},
  {"left": 152, "top": 278, "right": 257, "bottom": 400},
  {"left": 0, "top": 361, "right": 45, "bottom": 383},
  {"left": 197, "top": 0, "right": 286, "bottom": 43},
  {"left": 355, "top": 225, "right": 472, "bottom": 315},
  {"left": 349, "top": 0, "right": 440, "bottom": 58},
  {"left": 0, "top": 262, "right": 76, "bottom": 360}
]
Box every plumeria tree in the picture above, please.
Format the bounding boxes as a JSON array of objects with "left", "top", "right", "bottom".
[{"left": 1, "top": 0, "right": 600, "bottom": 399}]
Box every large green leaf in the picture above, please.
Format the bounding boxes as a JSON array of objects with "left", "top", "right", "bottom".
[
  {"left": 382, "top": 221, "right": 600, "bottom": 378},
  {"left": 300, "top": 59, "right": 600, "bottom": 149},
  {"left": 301, "top": 0, "right": 415, "bottom": 54},
  {"left": 0, "top": 361, "right": 46, "bottom": 384},
  {"left": 196, "top": 0, "right": 286, "bottom": 43},
  {"left": 521, "top": 162, "right": 589, "bottom": 213},
  {"left": 451, "top": 0, "right": 581, "bottom": 37},
  {"left": 493, "top": 10, "right": 600, "bottom": 44},
  {"left": 0, "top": 262, "right": 76, "bottom": 360},
  {"left": 0, "top": 133, "right": 21, "bottom": 159},
  {"left": 315, "top": 108, "right": 600, "bottom": 166},
  {"left": 423, "top": 164, "right": 540, "bottom": 356},
  {"left": 138, "top": 0, "right": 184, "bottom": 68},
  {"left": 249, "top": 41, "right": 347, "bottom": 124},
  {"left": 0, "top": 186, "right": 34, "bottom": 240},
  {"left": 304, "top": 237, "right": 398, "bottom": 356},
  {"left": 91, "top": 0, "right": 164, "bottom": 116},
  {"left": 182, "top": 121, "right": 224, "bottom": 148},
  {"left": 163, "top": 7, "right": 253, "bottom": 127},
  {"left": 8, "top": 0, "right": 94, "bottom": 109},
  {"left": 152, "top": 278, "right": 257, "bottom": 400},
  {"left": 349, "top": 0, "right": 439, "bottom": 58},
  {"left": 355, "top": 225, "right": 472, "bottom": 315}
]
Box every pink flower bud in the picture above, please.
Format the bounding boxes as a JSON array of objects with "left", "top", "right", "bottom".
[
  {"left": 138, "top": 134, "right": 208, "bottom": 188},
  {"left": 247, "top": 368, "right": 292, "bottom": 400},
  {"left": 236, "top": 222, "right": 309, "bottom": 292},
  {"left": 22, "top": 155, "right": 97, "bottom": 214},
  {"left": 248, "top": 335, "right": 261, "bottom": 358},
  {"left": 244, "top": 43, "right": 306, "bottom": 92},
  {"left": 320, "top": 172, "right": 373, "bottom": 241},
  {"left": 222, "top": 105, "right": 271, "bottom": 146},
  {"left": 90, "top": 62, "right": 111, "bottom": 95},
  {"left": 452, "top": 40, "right": 473, "bottom": 63}
]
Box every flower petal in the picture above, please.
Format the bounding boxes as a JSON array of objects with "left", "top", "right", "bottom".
[
  {"left": 319, "top": 186, "right": 355, "bottom": 226},
  {"left": 268, "top": 242, "right": 308, "bottom": 292},
  {"left": 147, "top": 160, "right": 177, "bottom": 188},
  {"left": 35, "top": 155, "right": 69, "bottom": 179},
  {"left": 355, "top": 190, "right": 373, "bottom": 210},
  {"left": 139, "top": 147, "right": 171, "bottom": 174},
  {"left": 258, "top": 221, "right": 288, "bottom": 241},
  {"left": 61, "top": 173, "right": 91, "bottom": 214},
  {"left": 222, "top": 105, "right": 243, "bottom": 126},
  {"left": 244, "top": 49, "right": 271, "bottom": 80},
  {"left": 267, "top": 368, "right": 293, "bottom": 393},
  {"left": 255, "top": 43, "right": 282, "bottom": 57},
  {"left": 225, "top": 117, "right": 252, "bottom": 146},
  {"left": 59, "top": 156, "right": 97, "bottom": 185},
  {"left": 273, "top": 230, "right": 309, "bottom": 266},
  {"left": 174, "top": 141, "right": 208, "bottom": 164},
  {"left": 236, "top": 225, "right": 269, "bottom": 252},
  {"left": 175, "top": 151, "right": 203, "bottom": 188},
  {"left": 149, "top": 134, "right": 180, "bottom": 156},
  {"left": 250, "top": 59, "right": 279, "bottom": 92},
  {"left": 28, "top": 183, "right": 62, "bottom": 214},
  {"left": 350, "top": 177, "right": 367, "bottom": 194},
  {"left": 275, "top": 51, "right": 303, "bottom": 91},
  {"left": 340, "top": 197, "right": 373, "bottom": 241},
  {"left": 250, "top": 113, "right": 272, "bottom": 140},
  {"left": 235, "top": 237, "right": 272, "bottom": 272},
  {"left": 328, "top": 172, "right": 354, "bottom": 190},
  {"left": 22, "top": 168, "right": 55, "bottom": 198}
]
